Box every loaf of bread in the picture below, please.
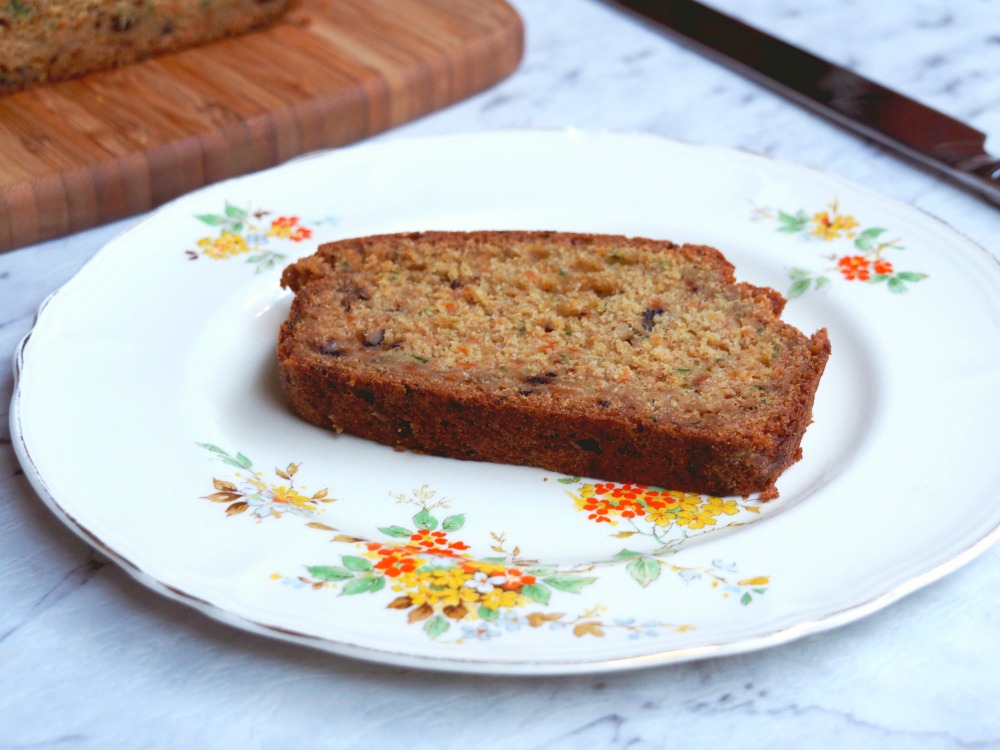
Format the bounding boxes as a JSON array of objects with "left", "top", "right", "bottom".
[
  {"left": 278, "top": 231, "right": 831, "bottom": 498},
  {"left": 0, "top": 0, "right": 293, "bottom": 95}
]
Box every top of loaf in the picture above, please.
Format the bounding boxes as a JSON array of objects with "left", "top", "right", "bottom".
[{"left": 280, "top": 231, "right": 827, "bottom": 445}]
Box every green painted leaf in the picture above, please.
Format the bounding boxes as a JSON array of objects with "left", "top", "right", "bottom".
[
  {"left": 379, "top": 525, "right": 413, "bottom": 539},
  {"left": 198, "top": 443, "right": 228, "bottom": 455},
  {"left": 788, "top": 267, "right": 812, "bottom": 279},
  {"left": 814, "top": 276, "right": 832, "bottom": 292},
  {"left": 626, "top": 557, "right": 661, "bottom": 587},
  {"left": 442, "top": 514, "right": 465, "bottom": 532},
  {"left": 341, "top": 555, "right": 373, "bottom": 573},
  {"left": 525, "top": 565, "right": 558, "bottom": 577},
  {"left": 370, "top": 576, "right": 386, "bottom": 593},
  {"left": 235, "top": 452, "right": 252, "bottom": 469},
  {"left": 340, "top": 577, "right": 378, "bottom": 595},
  {"left": 854, "top": 229, "right": 886, "bottom": 250},
  {"left": 196, "top": 213, "right": 227, "bottom": 226},
  {"left": 424, "top": 614, "right": 450, "bottom": 638},
  {"left": 887, "top": 277, "right": 908, "bottom": 294},
  {"left": 741, "top": 592, "right": 753, "bottom": 605},
  {"left": 753, "top": 588, "right": 768, "bottom": 594},
  {"left": 520, "top": 582, "right": 552, "bottom": 605},
  {"left": 543, "top": 575, "right": 597, "bottom": 593},
  {"left": 225, "top": 203, "right": 248, "bottom": 219},
  {"left": 412, "top": 509, "right": 438, "bottom": 531},
  {"left": 870, "top": 274, "right": 891, "bottom": 283},
  {"left": 557, "top": 476, "right": 581, "bottom": 484},
  {"left": 614, "top": 549, "right": 643, "bottom": 561},
  {"left": 306, "top": 565, "right": 353, "bottom": 582},
  {"left": 231, "top": 222, "right": 244, "bottom": 234},
  {"left": 777, "top": 210, "right": 807, "bottom": 232},
  {"left": 481, "top": 556, "right": 508, "bottom": 564},
  {"left": 478, "top": 605, "right": 500, "bottom": 622},
  {"left": 220, "top": 457, "right": 250, "bottom": 470},
  {"left": 788, "top": 278, "right": 812, "bottom": 298},
  {"left": 896, "top": 271, "right": 927, "bottom": 282}
]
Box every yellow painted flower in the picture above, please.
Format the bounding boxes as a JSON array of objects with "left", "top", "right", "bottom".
[
  {"left": 675, "top": 509, "right": 717, "bottom": 530},
  {"left": 428, "top": 566, "right": 470, "bottom": 590},
  {"left": 671, "top": 493, "right": 703, "bottom": 514},
  {"left": 269, "top": 484, "right": 316, "bottom": 510},
  {"left": 198, "top": 231, "right": 249, "bottom": 259},
  {"left": 811, "top": 211, "right": 859, "bottom": 241},
  {"left": 738, "top": 576, "right": 770, "bottom": 586},
  {"left": 701, "top": 497, "right": 740, "bottom": 517},
  {"left": 480, "top": 588, "right": 525, "bottom": 611},
  {"left": 647, "top": 506, "right": 679, "bottom": 527},
  {"left": 571, "top": 484, "right": 597, "bottom": 511},
  {"left": 395, "top": 566, "right": 477, "bottom": 608}
]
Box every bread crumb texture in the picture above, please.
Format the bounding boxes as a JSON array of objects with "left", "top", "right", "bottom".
[{"left": 278, "top": 231, "right": 830, "bottom": 497}]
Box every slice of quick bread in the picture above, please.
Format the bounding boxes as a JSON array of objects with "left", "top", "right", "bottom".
[
  {"left": 0, "top": 0, "right": 293, "bottom": 95},
  {"left": 278, "top": 231, "right": 830, "bottom": 497}
]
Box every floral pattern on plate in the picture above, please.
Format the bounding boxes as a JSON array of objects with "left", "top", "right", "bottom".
[
  {"left": 184, "top": 202, "right": 332, "bottom": 272},
  {"left": 754, "top": 199, "right": 928, "bottom": 297},
  {"left": 199, "top": 446, "right": 770, "bottom": 642}
]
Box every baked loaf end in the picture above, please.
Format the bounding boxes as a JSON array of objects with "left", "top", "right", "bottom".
[
  {"left": 278, "top": 231, "right": 831, "bottom": 497},
  {"left": 0, "top": 0, "right": 292, "bottom": 95}
]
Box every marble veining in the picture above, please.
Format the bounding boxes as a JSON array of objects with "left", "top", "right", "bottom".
[{"left": 1, "top": 0, "right": 999, "bottom": 747}]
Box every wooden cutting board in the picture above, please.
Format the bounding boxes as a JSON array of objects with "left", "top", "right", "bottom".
[{"left": 0, "top": 0, "right": 522, "bottom": 253}]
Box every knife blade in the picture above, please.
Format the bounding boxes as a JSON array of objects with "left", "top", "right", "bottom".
[{"left": 612, "top": 0, "right": 1000, "bottom": 207}]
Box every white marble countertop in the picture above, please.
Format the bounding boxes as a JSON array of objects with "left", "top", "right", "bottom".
[{"left": 2, "top": 0, "right": 999, "bottom": 747}]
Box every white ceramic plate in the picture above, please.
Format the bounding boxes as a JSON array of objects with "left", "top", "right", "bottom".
[{"left": 11, "top": 131, "right": 1000, "bottom": 675}]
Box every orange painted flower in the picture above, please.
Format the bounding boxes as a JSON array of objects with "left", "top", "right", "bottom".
[
  {"left": 582, "top": 495, "right": 616, "bottom": 522},
  {"left": 371, "top": 548, "right": 419, "bottom": 577},
  {"left": 268, "top": 216, "right": 313, "bottom": 242},
  {"left": 616, "top": 498, "right": 645, "bottom": 519},
  {"left": 609, "top": 483, "right": 643, "bottom": 501},
  {"left": 501, "top": 568, "right": 537, "bottom": 590},
  {"left": 838, "top": 255, "right": 871, "bottom": 281},
  {"left": 406, "top": 529, "right": 469, "bottom": 556},
  {"left": 873, "top": 259, "right": 894, "bottom": 275}
]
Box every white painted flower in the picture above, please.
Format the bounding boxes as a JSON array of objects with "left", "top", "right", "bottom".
[{"left": 464, "top": 571, "right": 507, "bottom": 594}]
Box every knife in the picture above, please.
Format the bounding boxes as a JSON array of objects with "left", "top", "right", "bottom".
[{"left": 612, "top": 0, "right": 1000, "bottom": 207}]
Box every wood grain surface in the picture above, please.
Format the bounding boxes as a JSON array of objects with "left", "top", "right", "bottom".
[{"left": 0, "top": 0, "right": 523, "bottom": 252}]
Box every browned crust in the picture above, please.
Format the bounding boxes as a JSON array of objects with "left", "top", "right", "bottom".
[{"left": 278, "top": 231, "right": 831, "bottom": 497}]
